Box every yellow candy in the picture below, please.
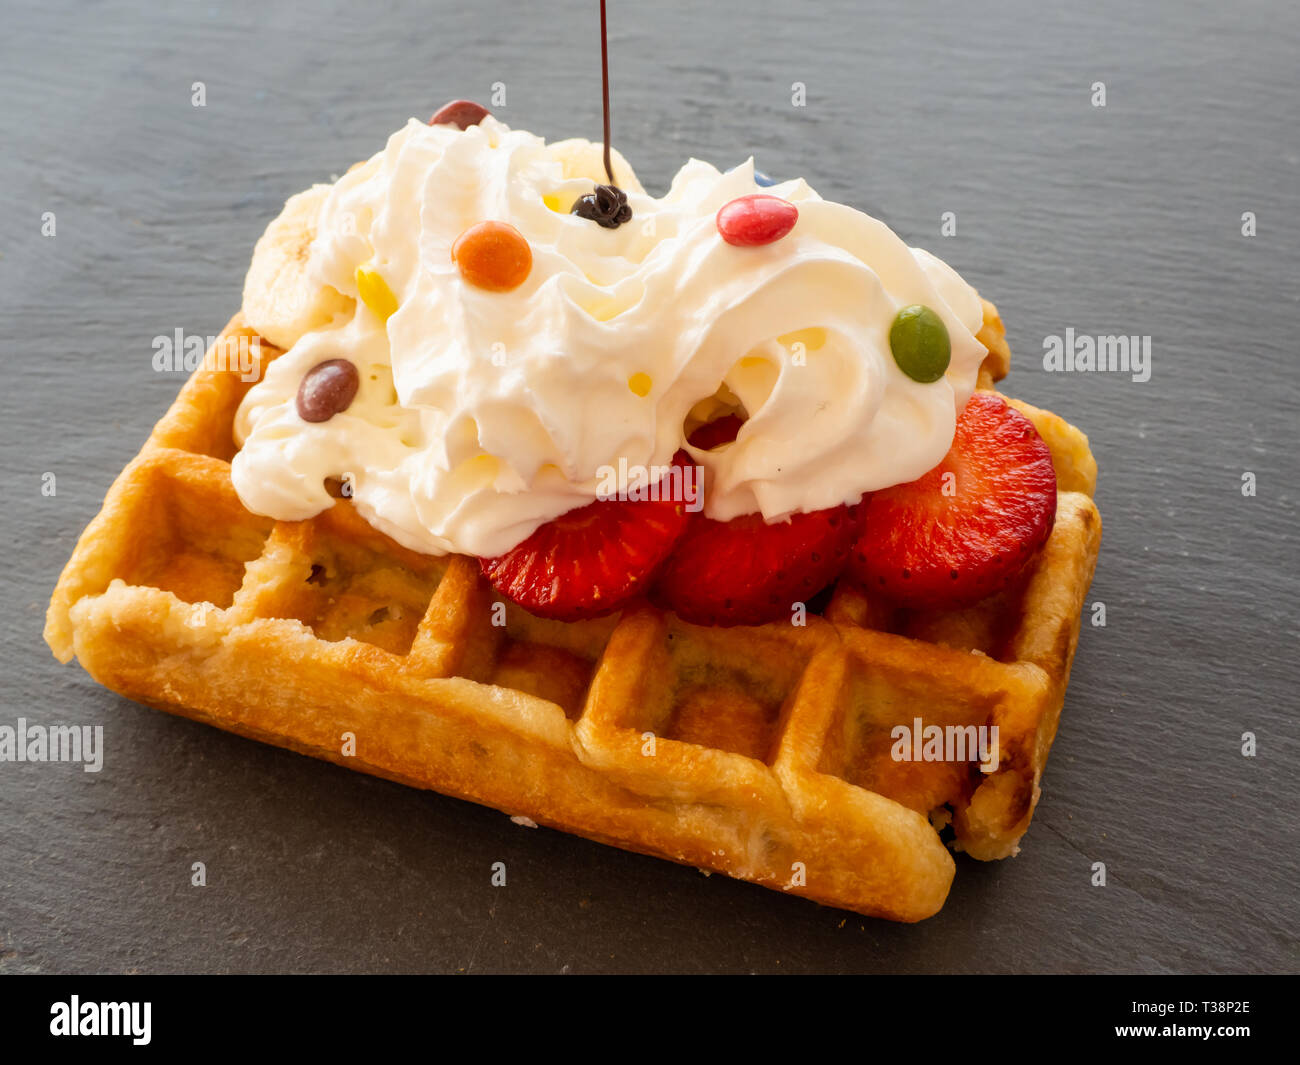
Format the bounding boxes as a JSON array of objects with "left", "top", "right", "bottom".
[
  {"left": 776, "top": 326, "right": 827, "bottom": 352},
  {"left": 355, "top": 263, "right": 398, "bottom": 321}
]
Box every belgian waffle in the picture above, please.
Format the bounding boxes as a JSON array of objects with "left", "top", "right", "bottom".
[{"left": 45, "top": 300, "right": 1098, "bottom": 922}]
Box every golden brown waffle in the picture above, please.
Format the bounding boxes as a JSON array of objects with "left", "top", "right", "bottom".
[{"left": 45, "top": 304, "right": 1100, "bottom": 922}]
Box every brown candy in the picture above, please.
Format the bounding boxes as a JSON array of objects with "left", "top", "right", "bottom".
[
  {"left": 429, "top": 99, "right": 490, "bottom": 130},
  {"left": 296, "top": 359, "right": 359, "bottom": 423}
]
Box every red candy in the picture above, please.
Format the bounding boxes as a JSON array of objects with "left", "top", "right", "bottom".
[
  {"left": 715, "top": 194, "right": 798, "bottom": 247},
  {"left": 429, "top": 99, "right": 490, "bottom": 130}
]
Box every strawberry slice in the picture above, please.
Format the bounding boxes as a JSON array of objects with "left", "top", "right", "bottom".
[
  {"left": 480, "top": 454, "right": 694, "bottom": 621},
  {"left": 686, "top": 413, "right": 744, "bottom": 450},
  {"left": 654, "top": 504, "right": 861, "bottom": 627},
  {"left": 846, "top": 391, "right": 1057, "bottom": 609}
]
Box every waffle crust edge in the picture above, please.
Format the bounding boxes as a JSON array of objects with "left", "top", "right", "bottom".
[{"left": 45, "top": 306, "right": 1100, "bottom": 922}]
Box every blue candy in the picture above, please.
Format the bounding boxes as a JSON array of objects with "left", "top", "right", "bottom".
[{"left": 725, "top": 162, "right": 779, "bottom": 187}]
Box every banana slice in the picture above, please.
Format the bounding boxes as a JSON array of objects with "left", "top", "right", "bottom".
[
  {"left": 547, "top": 139, "right": 643, "bottom": 194},
  {"left": 242, "top": 184, "right": 354, "bottom": 350}
]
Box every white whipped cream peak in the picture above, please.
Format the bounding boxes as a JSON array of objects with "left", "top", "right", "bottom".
[{"left": 233, "top": 116, "right": 988, "bottom": 558}]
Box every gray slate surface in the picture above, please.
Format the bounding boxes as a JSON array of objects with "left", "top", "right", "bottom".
[{"left": 1, "top": 0, "right": 1297, "bottom": 974}]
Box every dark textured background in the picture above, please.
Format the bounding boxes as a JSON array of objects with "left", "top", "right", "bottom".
[{"left": 2, "top": 0, "right": 1296, "bottom": 974}]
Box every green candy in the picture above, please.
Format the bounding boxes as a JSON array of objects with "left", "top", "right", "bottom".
[{"left": 889, "top": 304, "right": 951, "bottom": 383}]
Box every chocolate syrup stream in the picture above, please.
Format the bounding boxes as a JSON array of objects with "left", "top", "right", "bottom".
[
  {"left": 570, "top": 2, "right": 631, "bottom": 228},
  {"left": 600, "top": 0, "right": 613, "bottom": 182}
]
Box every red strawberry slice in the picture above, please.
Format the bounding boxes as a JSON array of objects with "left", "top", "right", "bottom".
[
  {"left": 846, "top": 391, "right": 1057, "bottom": 609},
  {"left": 480, "top": 454, "right": 694, "bottom": 621},
  {"left": 686, "top": 413, "right": 744, "bottom": 451},
  {"left": 654, "top": 503, "right": 861, "bottom": 627}
]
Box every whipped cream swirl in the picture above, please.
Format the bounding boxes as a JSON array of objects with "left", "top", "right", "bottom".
[{"left": 232, "top": 117, "right": 988, "bottom": 558}]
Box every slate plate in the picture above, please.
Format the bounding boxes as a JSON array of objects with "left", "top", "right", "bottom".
[{"left": 1, "top": 0, "right": 1296, "bottom": 973}]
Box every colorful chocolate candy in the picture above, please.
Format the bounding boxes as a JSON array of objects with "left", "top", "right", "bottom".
[
  {"left": 296, "top": 359, "right": 360, "bottom": 423},
  {"left": 355, "top": 263, "right": 398, "bottom": 321},
  {"left": 452, "top": 221, "right": 533, "bottom": 292},
  {"left": 429, "top": 99, "right": 490, "bottom": 130},
  {"left": 889, "top": 305, "right": 951, "bottom": 383},
  {"left": 716, "top": 194, "right": 798, "bottom": 247}
]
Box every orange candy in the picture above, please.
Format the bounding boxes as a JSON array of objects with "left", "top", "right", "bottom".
[{"left": 452, "top": 221, "right": 532, "bottom": 292}]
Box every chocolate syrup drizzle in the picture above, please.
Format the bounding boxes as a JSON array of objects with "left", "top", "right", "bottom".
[
  {"left": 572, "top": 0, "right": 632, "bottom": 229},
  {"left": 600, "top": 0, "right": 613, "bottom": 182}
]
